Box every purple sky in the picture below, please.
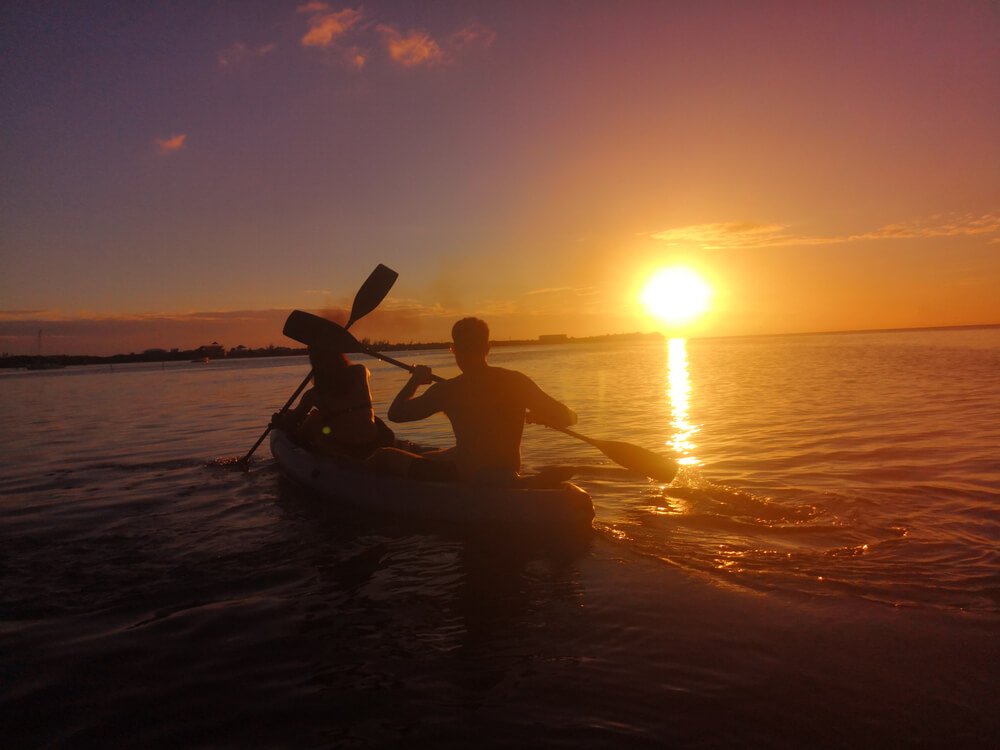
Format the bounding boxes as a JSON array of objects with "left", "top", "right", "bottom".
[{"left": 2, "top": 1, "right": 998, "bottom": 355}]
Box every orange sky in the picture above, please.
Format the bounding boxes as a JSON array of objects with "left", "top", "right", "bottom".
[{"left": 2, "top": 2, "right": 998, "bottom": 355}]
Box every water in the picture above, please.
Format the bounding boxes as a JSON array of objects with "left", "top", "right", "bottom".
[{"left": 2, "top": 329, "right": 998, "bottom": 747}]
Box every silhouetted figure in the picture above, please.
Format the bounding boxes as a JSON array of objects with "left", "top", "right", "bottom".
[
  {"left": 272, "top": 345, "right": 393, "bottom": 459},
  {"left": 368, "top": 317, "right": 577, "bottom": 484}
]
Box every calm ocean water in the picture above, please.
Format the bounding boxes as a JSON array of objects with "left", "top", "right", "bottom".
[{"left": 2, "top": 327, "right": 997, "bottom": 747}]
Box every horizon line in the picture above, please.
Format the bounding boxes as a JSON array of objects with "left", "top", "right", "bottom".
[{"left": 4, "top": 322, "right": 998, "bottom": 360}]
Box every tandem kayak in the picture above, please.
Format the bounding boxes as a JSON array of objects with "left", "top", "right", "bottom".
[{"left": 270, "top": 429, "right": 595, "bottom": 532}]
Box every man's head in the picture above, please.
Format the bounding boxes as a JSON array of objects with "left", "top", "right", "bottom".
[{"left": 451, "top": 317, "right": 489, "bottom": 370}]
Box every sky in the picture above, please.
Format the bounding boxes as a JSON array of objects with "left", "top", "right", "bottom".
[{"left": 2, "top": 0, "right": 998, "bottom": 356}]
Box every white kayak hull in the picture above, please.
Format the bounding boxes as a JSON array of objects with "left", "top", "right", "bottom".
[{"left": 270, "top": 430, "right": 594, "bottom": 532}]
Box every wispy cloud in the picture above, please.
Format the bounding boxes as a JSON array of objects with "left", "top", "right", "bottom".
[
  {"left": 154, "top": 133, "right": 187, "bottom": 156},
  {"left": 377, "top": 24, "right": 445, "bottom": 67},
  {"left": 290, "top": 6, "right": 492, "bottom": 70},
  {"left": 217, "top": 41, "right": 275, "bottom": 68},
  {"left": 518, "top": 286, "right": 603, "bottom": 316},
  {"left": 299, "top": 5, "right": 362, "bottom": 48},
  {"left": 343, "top": 47, "right": 367, "bottom": 70},
  {"left": 651, "top": 211, "right": 1000, "bottom": 250},
  {"left": 524, "top": 287, "right": 578, "bottom": 296},
  {"left": 524, "top": 286, "right": 599, "bottom": 297},
  {"left": 854, "top": 212, "right": 1000, "bottom": 241},
  {"left": 449, "top": 22, "right": 496, "bottom": 51},
  {"left": 296, "top": 0, "right": 330, "bottom": 12}
]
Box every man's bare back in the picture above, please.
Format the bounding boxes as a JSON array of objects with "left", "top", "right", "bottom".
[
  {"left": 372, "top": 317, "right": 577, "bottom": 482},
  {"left": 390, "top": 364, "right": 575, "bottom": 478}
]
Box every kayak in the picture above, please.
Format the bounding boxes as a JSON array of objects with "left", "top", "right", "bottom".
[{"left": 270, "top": 429, "right": 595, "bottom": 532}]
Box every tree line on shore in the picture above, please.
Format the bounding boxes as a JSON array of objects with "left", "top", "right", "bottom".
[{"left": 0, "top": 331, "right": 663, "bottom": 369}]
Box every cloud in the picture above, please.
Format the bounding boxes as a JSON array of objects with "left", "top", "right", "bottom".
[
  {"left": 217, "top": 41, "right": 275, "bottom": 68},
  {"left": 524, "top": 286, "right": 599, "bottom": 297},
  {"left": 854, "top": 212, "right": 1000, "bottom": 241},
  {"left": 449, "top": 22, "right": 496, "bottom": 51},
  {"left": 296, "top": 1, "right": 330, "bottom": 13},
  {"left": 291, "top": 6, "right": 492, "bottom": 70},
  {"left": 377, "top": 24, "right": 446, "bottom": 67},
  {"left": 154, "top": 133, "right": 187, "bottom": 155},
  {"left": 524, "top": 287, "right": 578, "bottom": 296},
  {"left": 0, "top": 309, "right": 47, "bottom": 317},
  {"left": 300, "top": 6, "right": 362, "bottom": 48},
  {"left": 517, "top": 286, "right": 603, "bottom": 316},
  {"left": 651, "top": 211, "right": 1000, "bottom": 250},
  {"left": 652, "top": 222, "right": 796, "bottom": 249},
  {"left": 344, "top": 47, "right": 367, "bottom": 70}
]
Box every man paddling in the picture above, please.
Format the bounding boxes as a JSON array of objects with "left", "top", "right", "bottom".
[{"left": 368, "top": 317, "right": 577, "bottom": 484}]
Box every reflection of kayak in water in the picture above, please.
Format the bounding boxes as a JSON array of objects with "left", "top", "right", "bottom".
[{"left": 270, "top": 429, "right": 594, "bottom": 532}]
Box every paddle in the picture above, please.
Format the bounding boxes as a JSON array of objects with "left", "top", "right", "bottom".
[
  {"left": 283, "top": 310, "right": 679, "bottom": 483},
  {"left": 542, "top": 426, "right": 678, "bottom": 483},
  {"left": 237, "top": 264, "right": 398, "bottom": 466}
]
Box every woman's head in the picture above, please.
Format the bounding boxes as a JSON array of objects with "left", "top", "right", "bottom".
[{"left": 309, "top": 344, "right": 349, "bottom": 373}]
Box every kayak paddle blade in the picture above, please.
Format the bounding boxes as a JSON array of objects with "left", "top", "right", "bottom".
[
  {"left": 591, "top": 438, "right": 679, "bottom": 483},
  {"left": 347, "top": 264, "right": 398, "bottom": 329},
  {"left": 283, "top": 310, "right": 365, "bottom": 353},
  {"left": 547, "top": 425, "right": 678, "bottom": 483}
]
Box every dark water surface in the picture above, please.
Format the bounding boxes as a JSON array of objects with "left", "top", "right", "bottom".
[{"left": 2, "top": 328, "right": 998, "bottom": 747}]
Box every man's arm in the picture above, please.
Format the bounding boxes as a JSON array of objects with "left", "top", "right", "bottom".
[
  {"left": 523, "top": 376, "right": 577, "bottom": 428},
  {"left": 387, "top": 365, "right": 443, "bottom": 423}
]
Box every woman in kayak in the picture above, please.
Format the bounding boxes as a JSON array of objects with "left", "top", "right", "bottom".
[{"left": 271, "top": 344, "right": 394, "bottom": 459}]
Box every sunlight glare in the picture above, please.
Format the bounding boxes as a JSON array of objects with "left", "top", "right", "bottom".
[
  {"left": 667, "top": 337, "right": 700, "bottom": 466},
  {"left": 640, "top": 267, "right": 712, "bottom": 325}
]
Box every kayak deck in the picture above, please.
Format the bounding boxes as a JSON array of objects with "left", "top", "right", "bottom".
[{"left": 270, "top": 430, "right": 594, "bottom": 532}]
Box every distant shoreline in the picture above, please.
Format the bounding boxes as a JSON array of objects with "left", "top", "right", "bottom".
[
  {"left": 2, "top": 323, "right": 996, "bottom": 368},
  {"left": 691, "top": 321, "right": 1000, "bottom": 343},
  {"left": 0, "top": 331, "right": 664, "bottom": 369}
]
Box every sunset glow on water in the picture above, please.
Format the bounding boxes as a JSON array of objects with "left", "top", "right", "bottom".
[{"left": 2, "top": 329, "right": 998, "bottom": 745}]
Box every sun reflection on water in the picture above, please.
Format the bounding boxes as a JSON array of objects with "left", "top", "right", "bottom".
[{"left": 667, "top": 338, "right": 700, "bottom": 466}]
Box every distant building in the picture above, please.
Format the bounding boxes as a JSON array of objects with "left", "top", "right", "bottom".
[{"left": 539, "top": 334, "right": 568, "bottom": 344}]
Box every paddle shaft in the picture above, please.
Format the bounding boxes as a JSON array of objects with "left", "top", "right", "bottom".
[
  {"left": 240, "top": 371, "right": 313, "bottom": 463},
  {"left": 356, "top": 345, "right": 448, "bottom": 384},
  {"left": 348, "top": 335, "right": 677, "bottom": 482},
  {"left": 545, "top": 424, "right": 599, "bottom": 448}
]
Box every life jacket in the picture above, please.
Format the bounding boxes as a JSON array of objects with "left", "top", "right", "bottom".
[{"left": 310, "top": 364, "right": 379, "bottom": 449}]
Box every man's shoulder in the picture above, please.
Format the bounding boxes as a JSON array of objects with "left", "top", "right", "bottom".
[{"left": 485, "top": 366, "right": 537, "bottom": 391}]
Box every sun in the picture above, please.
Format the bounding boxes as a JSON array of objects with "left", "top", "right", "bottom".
[{"left": 639, "top": 267, "right": 712, "bottom": 325}]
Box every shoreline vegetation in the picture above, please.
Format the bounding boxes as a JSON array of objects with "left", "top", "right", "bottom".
[
  {"left": 0, "top": 331, "right": 664, "bottom": 370},
  {"left": 1, "top": 323, "right": 997, "bottom": 370}
]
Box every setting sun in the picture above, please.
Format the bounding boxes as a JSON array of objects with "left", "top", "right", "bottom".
[{"left": 639, "top": 267, "right": 712, "bottom": 325}]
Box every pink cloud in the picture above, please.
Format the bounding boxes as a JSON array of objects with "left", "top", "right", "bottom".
[
  {"left": 154, "top": 133, "right": 187, "bottom": 155},
  {"left": 217, "top": 41, "right": 275, "bottom": 68},
  {"left": 377, "top": 24, "right": 445, "bottom": 67},
  {"left": 345, "top": 48, "right": 367, "bottom": 70},
  {"left": 300, "top": 6, "right": 362, "bottom": 48},
  {"left": 650, "top": 211, "right": 1000, "bottom": 250},
  {"left": 296, "top": 1, "right": 330, "bottom": 13},
  {"left": 449, "top": 22, "right": 496, "bottom": 51}
]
